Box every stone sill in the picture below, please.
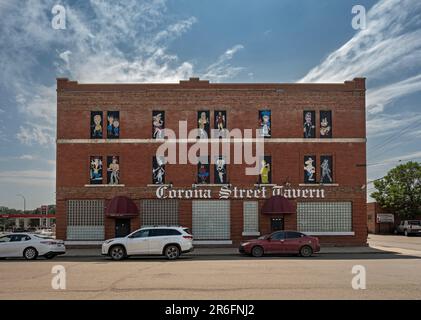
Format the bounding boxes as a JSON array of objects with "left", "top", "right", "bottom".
[
  {"left": 84, "top": 184, "right": 125, "bottom": 187},
  {"left": 299, "top": 183, "right": 339, "bottom": 187}
]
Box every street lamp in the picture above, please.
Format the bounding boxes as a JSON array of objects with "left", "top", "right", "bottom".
[{"left": 16, "top": 194, "right": 26, "bottom": 213}]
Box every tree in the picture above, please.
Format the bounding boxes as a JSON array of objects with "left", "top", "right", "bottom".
[{"left": 371, "top": 161, "right": 421, "bottom": 219}]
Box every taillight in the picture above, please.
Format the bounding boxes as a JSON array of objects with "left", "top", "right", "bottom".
[
  {"left": 41, "top": 241, "right": 57, "bottom": 245},
  {"left": 183, "top": 235, "right": 193, "bottom": 239}
]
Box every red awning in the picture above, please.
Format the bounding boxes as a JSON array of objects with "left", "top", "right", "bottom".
[
  {"left": 105, "top": 196, "right": 139, "bottom": 218},
  {"left": 261, "top": 195, "right": 295, "bottom": 215}
]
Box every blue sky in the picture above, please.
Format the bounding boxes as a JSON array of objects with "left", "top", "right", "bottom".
[{"left": 0, "top": 0, "right": 420, "bottom": 209}]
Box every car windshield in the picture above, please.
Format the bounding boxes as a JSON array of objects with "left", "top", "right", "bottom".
[
  {"left": 258, "top": 234, "right": 269, "bottom": 240},
  {"left": 409, "top": 221, "right": 421, "bottom": 225},
  {"left": 183, "top": 228, "right": 191, "bottom": 235}
]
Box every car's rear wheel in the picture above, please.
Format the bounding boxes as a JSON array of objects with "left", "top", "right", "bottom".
[
  {"left": 23, "top": 247, "right": 38, "bottom": 260},
  {"left": 300, "top": 245, "right": 313, "bottom": 257},
  {"left": 164, "top": 245, "right": 180, "bottom": 260},
  {"left": 109, "top": 245, "right": 126, "bottom": 261},
  {"left": 251, "top": 246, "right": 264, "bottom": 257}
]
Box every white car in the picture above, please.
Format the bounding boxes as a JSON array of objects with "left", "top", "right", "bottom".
[
  {"left": 102, "top": 226, "right": 194, "bottom": 260},
  {"left": 0, "top": 233, "right": 65, "bottom": 260}
]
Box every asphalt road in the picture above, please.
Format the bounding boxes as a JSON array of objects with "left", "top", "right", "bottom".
[{"left": 0, "top": 235, "right": 420, "bottom": 300}]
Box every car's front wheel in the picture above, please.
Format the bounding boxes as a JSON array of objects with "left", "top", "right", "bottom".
[
  {"left": 23, "top": 247, "right": 38, "bottom": 260},
  {"left": 164, "top": 245, "right": 180, "bottom": 260},
  {"left": 251, "top": 246, "right": 264, "bottom": 257},
  {"left": 109, "top": 245, "right": 126, "bottom": 261},
  {"left": 299, "top": 245, "right": 313, "bottom": 257}
]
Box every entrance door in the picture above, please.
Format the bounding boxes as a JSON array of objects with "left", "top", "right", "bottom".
[
  {"left": 270, "top": 217, "right": 284, "bottom": 232},
  {"left": 115, "top": 219, "right": 131, "bottom": 238}
]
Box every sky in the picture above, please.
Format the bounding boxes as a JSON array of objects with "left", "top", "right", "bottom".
[{"left": 0, "top": 0, "right": 420, "bottom": 209}]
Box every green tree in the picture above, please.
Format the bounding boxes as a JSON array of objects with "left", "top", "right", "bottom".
[{"left": 371, "top": 161, "right": 421, "bottom": 219}]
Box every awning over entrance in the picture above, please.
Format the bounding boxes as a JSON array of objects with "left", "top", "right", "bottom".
[
  {"left": 105, "top": 196, "right": 139, "bottom": 218},
  {"left": 261, "top": 195, "right": 295, "bottom": 215}
]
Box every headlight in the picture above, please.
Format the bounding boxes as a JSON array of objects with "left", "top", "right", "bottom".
[
  {"left": 103, "top": 239, "right": 114, "bottom": 244},
  {"left": 241, "top": 242, "right": 250, "bottom": 246}
]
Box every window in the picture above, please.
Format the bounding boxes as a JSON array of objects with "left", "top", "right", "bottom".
[
  {"left": 150, "top": 229, "right": 181, "bottom": 237},
  {"left": 130, "top": 229, "right": 150, "bottom": 238},
  {"left": 192, "top": 200, "right": 230, "bottom": 240},
  {"left": 197, "top": 111, "right": 210, "bottom": 138},
  {"left": 259, "top": 156, "right": 271, "bottom": 184},
  {"left": 67, "top": 200, "right": 105, "bottom": 240},
  {"left": 303, "top": 111, "right": 315, "bottom": 138},
  {"left": 152, "top": 156, "right": 166, "bottom": 184},
  {"left": 90, "top": 156, "right": 103, "bottom": 184},
  {"left": 320, "top": 111, "right": 332, "bottom": 138},
  {"left": 320, "top": 155, "right": 333, "bottom": 183},
  {"left": 297, "top": 202, "right": 352, "bottom": 232},
  {"left": 304, "top": 155, "right": 316, "bottom": 184},
  {"left": 271, "top": 231, "right": 285, "bottom": 240},
  {"left": 243, "top": 201, "right": 259, "bottom": 234},
  {"left": 0, "top": 236, "right": 11, "bottom": 243},
  {"left": 90, "top": 111, "right": 103, "bottom": 139},
  {"left": 107, "top": 156, "right": 120, "bottom": 185},
  {"left": 152, "top": 111, "right": 165, "bottom": 139},
  {"left": 197, "top": 157, "right": 210, "bottom": 184},
  {"left": 142, "top": 200, "right": 178, "bottom": 226},
  {"left": 106, "top": 111, "right": 120, "bottom": 139},
  {"left": 258, "top": 110, "right": 271, "bottom": 138},
  {"left": 214, "top": 156, "right": 227, "bottom": 184},
  {"left": 285, "top": 231, "right": 305, "bottom": 239},
  {"left": 214, "top": 110, "right": 227, "bottom": 138}
]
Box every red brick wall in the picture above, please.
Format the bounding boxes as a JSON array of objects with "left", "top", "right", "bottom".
[{"left": 56, "top": 77, "right": 367, "bottom": 246}]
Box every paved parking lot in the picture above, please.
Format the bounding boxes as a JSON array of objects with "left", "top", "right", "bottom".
[{"left": 0, "top": 234, "right": 420, "bottom": 300}]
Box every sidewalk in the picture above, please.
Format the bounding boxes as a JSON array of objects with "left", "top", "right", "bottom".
[{"left": 62, "top": 246, "right": 389, "bottom": 258}]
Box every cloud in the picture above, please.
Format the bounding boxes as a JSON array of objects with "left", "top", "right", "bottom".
[
  {"left": 367, "top": 112, "right": 421, "bottom": 137},
  {"left": 19, "top": 155, "right": 36, "bottom": 160},
  {"left": 203, "top": 44, "right": 245, "bottom": 82},
  {"left": 0, "top": 169, "right": 55, "bottom": 187}
]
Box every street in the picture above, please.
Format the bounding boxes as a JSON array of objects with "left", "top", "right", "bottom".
[{"left": 0, "top": 235, "right": 421, "bottom": 300}]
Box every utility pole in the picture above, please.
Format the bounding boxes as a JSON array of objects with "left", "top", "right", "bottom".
[{"left": 16, "top": 194, "right": 26, "bottom": 230}]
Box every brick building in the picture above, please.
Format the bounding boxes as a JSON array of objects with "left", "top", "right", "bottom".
[{"left": 56, "top": 77, "right": 367, "bottom": 246}]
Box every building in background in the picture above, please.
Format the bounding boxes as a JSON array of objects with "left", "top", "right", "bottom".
[{"left": 56, "top": 77, "right": 367, "bottom": 246}]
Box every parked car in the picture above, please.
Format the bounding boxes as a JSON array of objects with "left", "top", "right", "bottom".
[
  {"left": 239, "top": 230, "right": 320, "bottom": 257},
  {"left": 0, "top": 233, "right": 65, "bottom": 260},
  {"left": 102, "top": 226, "right": 194, "bottom": 261},
  {"left": 395, "top": 220, "right": 421, "bottom": 236}
]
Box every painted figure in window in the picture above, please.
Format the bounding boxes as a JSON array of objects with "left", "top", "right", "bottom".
[
  {"left": 107, "top": 112, "right": 120, "bottom": 138},
  {"left": 90, "top": 157, "right": 103, "bottom": 184},
  {"left": 215, "top": 111, "right": 226, "bottom": 137},
  {"left": 215, "top": 158, "right": 226, "bottom": 184},
  {"left": 320, "top": 117, "right": 331, "bottom": 137},
  {"left": 153, "top": 156, "right": 165, "bottom": 184},
  {"left": 320, "top": 158, "right": 333, "bottom": 183},
  {"left": 304, "top": 157, "right": 316, "bottom": 182},
  {"left": 259, "top": 111, "right": 271, "bottom": 137},
  {"left": 198, "top": 112, "right": 209, "bottom": 139},
  {"left": 107, "top": 156, "right": 120, "bottom": 185},
  {"left": 91, "top": 114, "right": 102, "bottom": 138},
  {"left": 153, "top": 113, "right": 164, "bottom": 139},
  {"left": 198, "top": 164, "right": 209, "bottom": 184},
  {"left": 303, "top": 112, "right": 315, "bottom": 138},
  {"left": 260, "top": 159, "right": 271, "bottom": 184}
]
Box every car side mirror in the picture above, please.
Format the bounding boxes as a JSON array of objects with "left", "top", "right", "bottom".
[{"left": 267, "top": 237, "right": 271, "bottom": 241}]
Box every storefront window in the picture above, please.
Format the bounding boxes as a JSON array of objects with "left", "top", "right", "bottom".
[
  {"left": 142, "top": 200, "right": 178, "bottom": 226},
  {"left": 67, "top": 200, "right": 105, "bottom": 240},
  {"left": 303, "top": 111, "right": 315, "bottom": 138},
  {"left": 192, "top": 200, "right": 231, "bottom": 240},
  {"left": 152, "top": 111, "right": 165, "bottom": 139},
  {"left": 320, "top": 155, "right": 333, "bottom": 183},
  {"left": 243, "top": 201, "right": 259, "bottom": 234},
  {"left": 197, "top": 111, "right": 210, "bottom": 139},
  {"left": 152, "top": 156, "right": 166, "bottom": 184},
  {"left": 259, "top": 156, "right": 272, "bottom": 184},
  {"left": 107, "top": 156, "right": 120, "bottom": 185},
  {"left": 89, "top": 156, "right": 103, "bottom": 184},
  {"left": 303, "top": 155, "right": 316, "bottom": 183},
  {"left": 320, "top": 110, "right": 332, "bottom": 138},
  {"left": 90, "top": 111, "right": 103, "bottom": 139},
  {"left": 258, "top": 110, "right": 271, "bottom": 138},
  {"left": 106, "top": 111, "right": 120, "bottom": 139},
  {"left": 214, "top": 156, "right": 227, "bottom": 184},
  {"left": 297, "top": 202, "right": 352, "bottom": 232}
]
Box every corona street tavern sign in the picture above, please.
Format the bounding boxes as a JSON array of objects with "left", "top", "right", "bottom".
[{"left": 156, "top": 185, "right": 325, "bottom": 200}]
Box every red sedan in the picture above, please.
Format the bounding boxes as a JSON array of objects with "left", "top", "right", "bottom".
[{"left": 239, "top": 231, "right": 320, "bottom": 257}]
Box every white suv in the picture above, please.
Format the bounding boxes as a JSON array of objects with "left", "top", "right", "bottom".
[{"left": 102, "top": 226, "right": 194, "bottom": 260}]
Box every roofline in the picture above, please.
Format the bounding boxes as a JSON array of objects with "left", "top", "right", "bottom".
[{"left": 57, "top": 77, "right": 366, "bottom": 92}]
